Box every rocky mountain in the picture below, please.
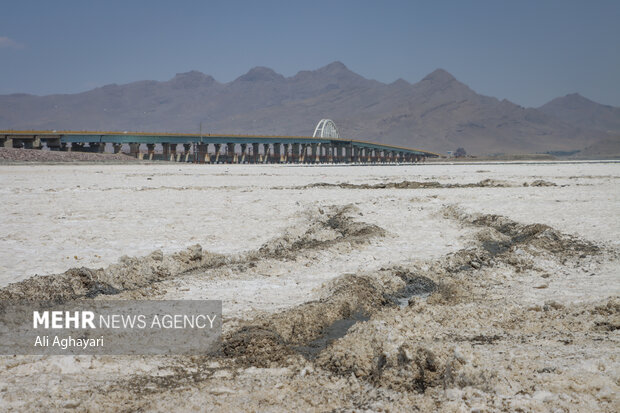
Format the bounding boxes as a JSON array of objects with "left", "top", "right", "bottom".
[
  {"left": 539, "top": 93, "right": 620, "bottom": 135},
  {"left": 0, "top": 62, "right": 614, "bottom": 154}
]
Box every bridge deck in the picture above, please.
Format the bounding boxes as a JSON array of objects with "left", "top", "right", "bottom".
[{"left": 0, "top": 130, "right": 440, "bottom": 157}]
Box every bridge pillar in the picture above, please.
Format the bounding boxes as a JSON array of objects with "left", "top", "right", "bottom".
[
  {"left": 113, "top": 143, "right": 124, "bottom": 154},
  {"left": 226, "top": 143, "right": 235, "bottom": 163},
  {"left": 292, "top": 143, "right": 300, "bottom": 163},
  {"left": 183, "top": 144, "right": 191, "bottom": 162},
  {"left": 196, "top": 143, "right": 209, "bottom": 163},
  {"left": 273, "top": 143, "right": 281, "bottom": 163},
  {"left": 129, "top": 143, "right": 141, "bottom": 158},
  {"left": 252, "top": 143, "right": 260, "bottom": 163},
  {"left": 346, "top": 146, "right": 352, "bottom": 163},
  {"left": 298, "top": 143, "right": 303, "bottom": 162},
  {"left": 90, "top": 142, "right": 105, "bottom": 153},
  {"left": 283, "top": 143, "right": 291, "bottom": 163},
  {"left": 166, "top": 143, "right": 175, "bottom": 161},
  {"left": 311, "top": 143, "right": 318, "bottom": 163},
  {"left": 240, "top": 144, "right": 247, "bottom": 163},
  {"left": 43, "top": 137, "right": 61, "bottom": 150},
  {"left": 262, "top": 143, "right": 270, "bottom": 163},
  {"left": 146, "top": 143, "right": 155, "bottom": 159},
  {"left": 2, "top": 137, "right": 13, "bottom": 148},
  {"left": 163, "top": 143, "right": 173, "bottom": 160},
  {"left": 214, "top": 144, "right": 221, "bottom": 163}
]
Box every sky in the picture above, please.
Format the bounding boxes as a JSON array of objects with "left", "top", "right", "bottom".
[{"left": 1, "top": 0, "right": 619, "bottom": 107}]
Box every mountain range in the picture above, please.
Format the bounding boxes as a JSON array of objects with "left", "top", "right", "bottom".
[{"left": 1, "top": 61, "right": 619, "bottom": 156}]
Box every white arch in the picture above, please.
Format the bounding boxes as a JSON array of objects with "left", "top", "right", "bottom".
[{"left": 312, "top": 119, "right": 340, "bottom": 139}]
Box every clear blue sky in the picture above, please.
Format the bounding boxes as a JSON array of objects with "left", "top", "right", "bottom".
[{"left": 1, "top": 0, "right": 619, "bottom": 107}]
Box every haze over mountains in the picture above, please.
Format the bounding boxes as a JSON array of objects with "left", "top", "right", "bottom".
[{"left": 1, "top": 62, "right": 619, "bottom": 155}]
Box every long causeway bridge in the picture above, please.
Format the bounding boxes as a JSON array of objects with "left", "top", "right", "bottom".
[{"left": 0, "top": 120, "right": 440, "bottom": 164}]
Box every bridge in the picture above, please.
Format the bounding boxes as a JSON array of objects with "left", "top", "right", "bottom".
[{"left": 0, "top": 120, "right": 440, "bottom": 163}]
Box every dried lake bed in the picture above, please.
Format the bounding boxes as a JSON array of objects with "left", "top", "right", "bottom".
[{"left": 0, "top": 161, "right": 618, "bottom": 411}]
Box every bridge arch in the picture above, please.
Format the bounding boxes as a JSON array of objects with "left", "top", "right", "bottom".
[{"left": 312, "top": 119, "right": 340, "bottom": 139}]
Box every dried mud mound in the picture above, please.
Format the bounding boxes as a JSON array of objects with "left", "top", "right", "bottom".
[
  {"left": 217, "top": 207, "right": 614, "bottom": 406},
  {"left": 222, "top": 273, "right": 396, "bottom": 367},
  {"left": 443, "top": 205, "right": 603, "bottom": 261},
  {"left": 7, "top": 204, "right": 615, "bottom": 412},
  {"left": 0, "top": 204, "right": 385, "bottom": 302},
  {"left": 290, "top": 178, "right": 559, "bottom": 190},
  {"left": 249, "top": 204, "right": 386, "bottom": 261},
  {"left": 317, "top": 294, "right": 619, "bottom": 403},
  {"left": 0, "top": 245, "right": 226, "bottom": 302}
]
